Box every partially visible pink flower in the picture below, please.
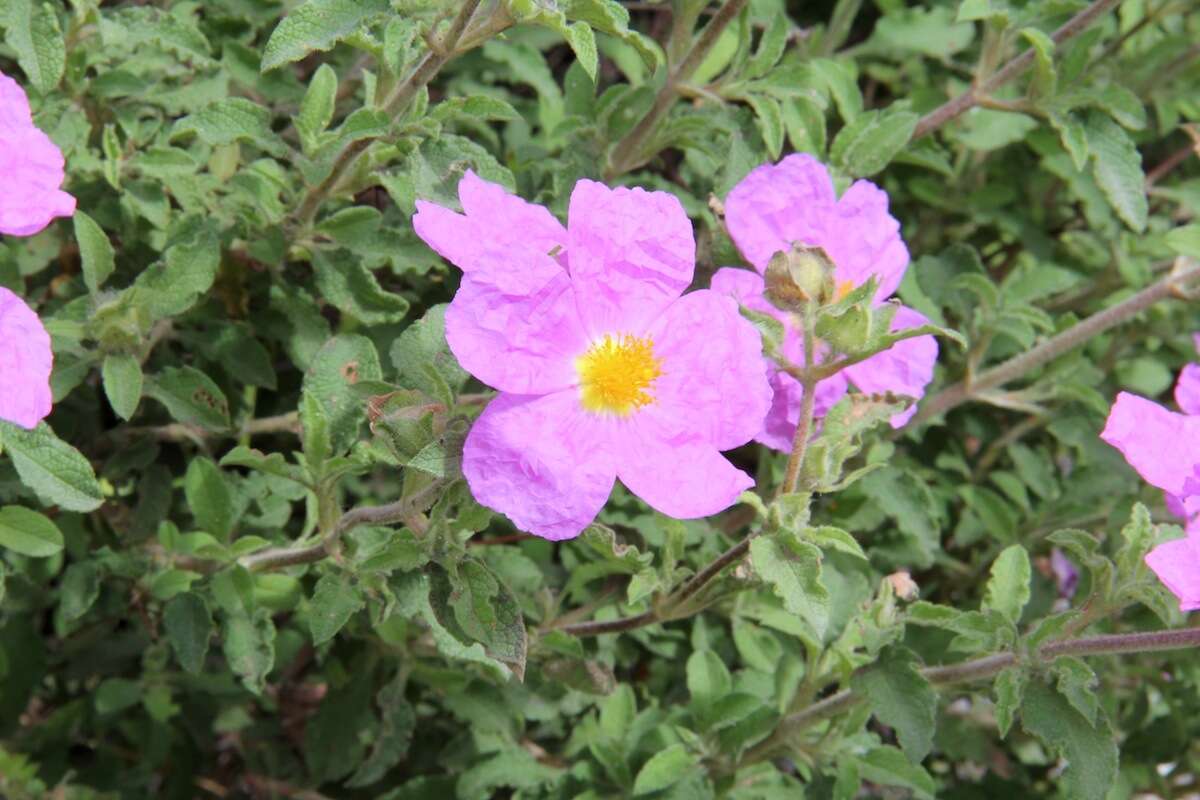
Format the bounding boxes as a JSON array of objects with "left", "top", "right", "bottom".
[
  {"left": 0, "top": 287, "right": 53, "bottom": 429},
  {"left": 712, "top": 155, "right": 937, "bottom": 449},
  {"left": 1101, "top": 391, "right": 1200, "bottom": 611},
  {"left": 0, "top": 69, "right": 75, "bottom": 236},
  {"left": 413, "top": 172, "right": 771, "bottom": 541},
  {"left": 1050, "top": 548, "right": 1078, "bottom": 599}
]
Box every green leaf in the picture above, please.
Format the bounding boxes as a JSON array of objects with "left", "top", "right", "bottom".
[
  {"left": 164, "top": 592, "right": 213, "bottom": 674},
  {"left": 261, "top": 0, "right": 390, "bottom": 72},
  {"left": 445, "top": 558, "right": 528, "bottom": 680},
  {"left": 851, "top": 746, "right": 935, "bottom": 799},
  {"left": 0, "top": 506, "right": 63, "bottom": 557},
  {"left": 303, "top": 335, "right": 382, "bottom": 456},
  {"left": 567, "top": 21, "right": 598, "bottom": 82},
  {"left": 2, "top": 0, "right": 66, "bottom": 93},
  {"left": 1084, "top": 111, "right": 1147, "bottom": 232},
  {"left": 1053, "top": 656, "right": 1100, "bottom": 725},
  {"left": 390, "top": 304, "right": 468, "bottom": 405},
  {"left": 687, "top": 650, "right": 732, "bottom": 705},
  {"left": 852, "top": 647, "right": 937, "bottom": 763},
  {"left": 74, "top": 212, "right": 115, "bottom": 294},
  {"left": 222, "top": 609, "right": 275, "bottom": 694},
  {"left": 308, "top": 573, "right": 364, "bottom": 646},
  {"left": 95, "top": 678, "right": 141, "bottom": 715},
  {"left": 101, "top": 354, "right": 143, "bottom": 422},
  {"left": 1166, "top": 224, "right": 1200, "bottom": 259},
  {"left": 632, "top": 743, "right": 696, "bottom": 795},
  {"left": 1020, "top": 680, "right": 1117, "bottom": 800},
  {"left": 297, "top": 63, "right": 338, "bottom": 153},
  {"left": 983, "top": 545, "right": 1031, "bottom": 625},
  {"left": 184, "top": 458, "right": 237, "bottom": 541},
  {"left": 310, "top": 249, "right": 410, "bottom": 326},
  {"left": 346, "top": 676, "right": 416, "bottom": 787},
  {"left": 830, "top": 108, "right": 918, "bottom": 177},
  {"left": 145, "top": 366, "right": 232, "bottom": 431},
  {"left": 57, "top": 562, "right": 100, "bottom": 622},
  {"left": 993, "top": 666, "right": 1025, "bottom": 738},
  {"left": 749, "top": 531, "right": 830, "bottom": 637},
  {"left": 170, "top": 98, "right": 284, "bottom": 154},
  {"left": 807, "top": 525, "right": 868, "bottom": 561},
  {"left": 0, "top": 422, "right": 104, "bottom": 512}
]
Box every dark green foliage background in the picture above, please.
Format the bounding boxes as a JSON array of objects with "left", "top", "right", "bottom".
[{"left": 1, "top": 0, "right": 1199, "bottom": 797}]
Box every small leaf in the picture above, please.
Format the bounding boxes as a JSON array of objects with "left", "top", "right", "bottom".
[
  {"left": 222, "top": 609, "right": 276, "bottom": 694},
  {"left": 750, "top": 531, "right": 830, "bottom": 637},
  {"left": 852, "top": 746, "right": 935, "bottom": 799},
  {"left": 303, "top": 335, "right": 383, "bottom": 456},
  {"left": 1020, "top": 679, "right": 1118, "bottom": 800},
  {"left": 983, "top": 545, "right": 1031, "bottom": 625},
  {"left": 261, "top": 0, "right": 390, "bottom": 72},
  {"left": 74, "top": 212, "right": 115, "bottom": 294},
  {"left": 567, "top": 21, "right": 598, "bottom": 82},
  {"left": 102, "top": 354, "right": 143, "bottom": 422},
  {"left": 993, "top": 666, "right": 1026, "bottom": 738},
  {"left": 308, "top": 573, "right": 364, "bottom": 645},
  {"left": 184, "top": 458, "right": 237, "bottom": 541},
  {"left": 164, "top": 592, "right": 213, "bottom": 674},
  {"left": 852, "top": 647, "right": 937, "bottom": 763},
  {"left": 1084, "top": 111, "right": 1147, "bottom": 232},
  {"left": 831, "top": 108, "right": 919, "bottom": 177},
  {"left": 4, "top": 0, "right": 66, "bottom": 94},
  {"left": 632, "top": 743, "right": 696, "bottom": 796},
  {"left": 0, "top": 506, "right": 63, "bottom": 557},
  {"left": 0, "top": 422, "right": 104, "bottom": 512},
  {"left": 145, "top": 366, "right": 231, "bottom": 430}
]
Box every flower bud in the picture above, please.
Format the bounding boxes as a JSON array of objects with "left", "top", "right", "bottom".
[
  {"left": 815, "top": 302, "right": 873, "bottom": 354},
  {"left": 763, "top": 244, "right": 837, "bottom": 313},
  {"left": 368, "top": 390, "right": 446, "bottom": 462}
]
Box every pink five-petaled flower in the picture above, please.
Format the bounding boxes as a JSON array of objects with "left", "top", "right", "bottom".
[
  {"left": 0, "top": 287, "right": 53, "bottom": 429},
  {"left": 413, "top": 172, "right": 772, "bottom": 541},
  {"left": 0, "top": 69, "right": 75, "bottom": 236},
  {"left": 711, "top": 154, "right": 938, "bottom": 451},
  {"left": 1101, "top": 341, "right": 1200, "bottom": 612}
]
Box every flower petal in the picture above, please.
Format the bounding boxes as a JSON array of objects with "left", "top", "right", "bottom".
[
  {"left": 1175, "top": 363, "right": 1200, "bottom": 415},
  {"left": 0, "top": 71, "right": 75, "bottom": 237},
  {"left": 1144, "top": 535, "right": 1200, "bottom": 612},
  {"left": 824, "top": 179, "right": 908, "bottom": 302},
  {"left": 0, "top": 287, "right": 53, "bottom": 429},
  {"left": 843, "top": 305, "right": 938, "bottom": 427},
  {"left": 1101, "top": 391, "right": 1200, "bottom": 497},
  {"left": 644, "top": 289, "right": 771, "bottom": 451},
  {"left": 614, "top": 414, "right": 754, "bottom": 519},
  {"left": 724, "top": 154, "right": 837, "bottom": 272},
  {"left": 758, "top": 370, "right": 849, "bottom": 453},
  {"left": 446, "top": 249, "right": 589, "bottom": 394},
  {"left": 566, "top": 180, "right": 695, "bottom": 335},
  {"left": 462, "top": 391, "right": 616, "bottom": 541},
  {"left": 412, "top": 170, "right": 566, "bottom": 274}
]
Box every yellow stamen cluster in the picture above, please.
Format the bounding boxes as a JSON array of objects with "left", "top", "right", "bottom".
[{"left": 577, "top": 334, "right": 663, "bottom": 415}]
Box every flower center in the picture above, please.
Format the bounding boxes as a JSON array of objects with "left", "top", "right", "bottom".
[{"left": 577, "top": 334, "right": 663, "bottom": 415}]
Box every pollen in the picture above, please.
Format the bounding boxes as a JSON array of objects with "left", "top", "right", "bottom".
[{"left": 577, "top": 334, "right": 663, "bottom": 415}]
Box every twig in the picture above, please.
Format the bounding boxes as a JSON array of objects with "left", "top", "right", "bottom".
[
  {"left": 742, "top": 625, "right": 1200, "bottom": 765},
  {"left": 912, "top": 0, "right": 1125, "bottom": 140},
  {"left": 910, "top": 263, "right": 1200, "bottom": 426},
  {"left": 605, "top": 0, "right": 748, "bottom": 178}
]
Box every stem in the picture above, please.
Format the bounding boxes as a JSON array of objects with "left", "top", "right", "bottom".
[
  {"left": 910, "top": 264, "right": 1200, "bottom": 426},
  {"left": 605, "top": 0, "right": 748, "bottom": 178},
  {"left": 743, "top": 626, "right": 1200, "bottom": 765},
  {"left": 238, "top": 479, "right": 446, "bottom": 572},
  {"left": 779, "top": 312, "right": 819, "bottom": 497},
  {"left": 912, "top": 0, "right": 1125, "bottom": 140},
  {"left": 290, "top": 0, "right": 492, "bottom": 230}
]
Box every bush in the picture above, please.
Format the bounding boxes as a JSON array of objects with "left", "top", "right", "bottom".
[{"left": 1, "top": 0, "right": 1199, "bottom": 797}]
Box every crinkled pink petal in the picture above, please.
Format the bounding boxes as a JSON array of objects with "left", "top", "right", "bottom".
[
  {"left": 1100, "top": 392, "right": 1200, "bottom": 497},
  {"left": 1144, "top": 535, "right": 1200, "bottom": 612},
  {"left": 412, "top": 170, "right": 566, "bottom": 274},
  {"left": 724, "top": 154, "right": 837, "bottom": 272},
  {"left": 823, "top": 180, "right": 908, "bottom": 302},
  {"left": 0, "top": 70, "right": 75, "bottom": 237},
  {"left": 0, "top": 287, "right": 53, "bottom": 429},
  {"left": 1175, "top": 363, "right": 1200, "bottom": 415},
  {"left": 758, "top": 369, "right": 849, "bottom": 452},
  {"left": 566, "top": 180, "right": 695, "bottom": 336},
  {"left": 643, "top": 289, "right": 771, "bottom": 450},
  {"left": 445, "top": 247, "right": 588, "bottom": 395},
  {"left": 843, "top": 305, "right": 938, "bottom": 427},
  {"left": 723, "top": 155, "right": 908, "bottom": 304},
  {"left": 462, "top": 391, "right": 616, "bottom": 541},
  {"left": 614, "top": 412, "right": 754, "bottom": 519}
]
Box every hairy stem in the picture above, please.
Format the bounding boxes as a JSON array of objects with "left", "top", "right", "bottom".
[
  {"left": 912, "top": 0, "right": 1125, "bottom": 139},
  {"left": 605, "top": 0, "right": 748, "bottom": 178},
  {"left": 910, "top": 264, "right": 1200, "bottom": 426},
  {"left": 742, "top": 626, "right": 1200, "bottom": 766},
  {"left": 291, "top": 0, "right": 492, "bottom": 231},
  {"left": 780, "top": 312, "right": 819, "bottom": 497}
]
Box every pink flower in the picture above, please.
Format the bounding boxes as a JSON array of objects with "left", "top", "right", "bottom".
[
  {"left": 0, "top": 287, "right": 53, "bottom": 429},
  {"left": 712, "top": 155, "right": 938, "bottom": 451},
  {"left": 0, "top": 69, "right": 75, "bottom": 236},
  {"left": 413, "top": 172, "right": 772, "bottom": 540}
]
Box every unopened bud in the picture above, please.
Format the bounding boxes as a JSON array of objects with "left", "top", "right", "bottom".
[
  {"left": 886, "top": 571, "right": 920, "bottom": 601},
  {"left": 368, "top": 390, "right": 446, "bottom": 462},
  {"left": 763, "top": 244, "right": 837, "bottom": 313}
]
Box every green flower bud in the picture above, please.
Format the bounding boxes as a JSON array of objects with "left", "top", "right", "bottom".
[{"left": 763, "top": 244, "right": 837, "bottom": 313}]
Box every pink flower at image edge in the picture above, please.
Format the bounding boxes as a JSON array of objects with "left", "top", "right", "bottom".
[
  {"left": 412, "top": 172, "right": 772, "bottom": 540},
  {"left": 0, "top": 69, "right": 75, "bottom": 236},
  {"left": 1101, "top": 390, "right": 1200, "bottom": 611},
  {"left": 711, "top": 154, "right": 939, "bottom": 451},
  {"left": 0, "top": 287, "right": 53, "bottom": 429}
]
